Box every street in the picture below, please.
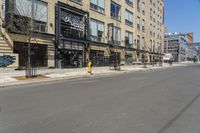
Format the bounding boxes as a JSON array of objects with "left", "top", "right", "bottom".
[{"left": 1, "top": 64, "right": 200, "bottom": 133}]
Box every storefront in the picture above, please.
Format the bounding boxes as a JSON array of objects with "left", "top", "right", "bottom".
[
  {"left": 55, "top": 2, "right": 89, "bottom": 68},
  {"left": 13, "top": 42, "right": 48, "bottom": 68}
]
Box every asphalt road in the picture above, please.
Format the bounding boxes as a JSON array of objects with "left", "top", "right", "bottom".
[{"left": 1, "top": 64, "right": 200, "bottom": 133}]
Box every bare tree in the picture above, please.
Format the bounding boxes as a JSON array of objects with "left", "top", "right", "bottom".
[{"left": 7, "top": 0, "right": 48, "bottom": 77}]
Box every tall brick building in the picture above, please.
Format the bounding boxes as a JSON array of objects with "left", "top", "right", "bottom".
[{"left": 0, "top": 0, "right": 165, "bottom": 69}]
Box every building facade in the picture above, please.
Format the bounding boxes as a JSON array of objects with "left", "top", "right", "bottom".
[
  {"left": 192, "top": 42, "right": 200, "bottom": 61},
  {"left": 0, "top": 0, "right": 165, "bottom": 69},
  {"left": 164, "top": 32, "right": 197, "bottom": 62}
]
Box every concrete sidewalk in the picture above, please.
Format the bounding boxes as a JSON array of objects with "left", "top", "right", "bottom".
[{"left": 0, "top": 63, "right": 192, "bottom": 87}]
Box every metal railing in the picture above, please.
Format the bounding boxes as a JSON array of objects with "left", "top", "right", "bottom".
[{"left": 0, "top": 16, "right": 14, "bottom": 50}]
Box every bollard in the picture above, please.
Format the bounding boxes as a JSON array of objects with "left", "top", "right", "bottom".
[{"left": 88, "top": 61, "right": 92, "bottom": 75}]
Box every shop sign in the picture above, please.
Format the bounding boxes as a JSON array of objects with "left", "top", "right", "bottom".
[
  {"left": 63, "top": 41, "right": 83, "bottom": 51},
  {"left": 61, "top": 11, "right": 85, "bottom": 31}
]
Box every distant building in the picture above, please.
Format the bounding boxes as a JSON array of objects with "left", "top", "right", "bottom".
[
  {"left": 164, "top": 33, "right": 188, "bottom": 62},
  {"left": 164, "top": 32, "right": 198, "bottom": 62},
  {"left": 193, "top": 42, "right": 200, "bottom": 61},
  {"left": 186, "top": 44, "right": 198, "bottom": 61},
  {"left": 187, "top": 32, "right": 194, "bottom": 45}
]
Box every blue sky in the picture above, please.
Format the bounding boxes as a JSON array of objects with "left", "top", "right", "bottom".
[{"left": 165, "top": 0, "right": 200, "bottom": 42}]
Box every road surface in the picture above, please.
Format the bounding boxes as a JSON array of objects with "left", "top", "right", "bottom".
[{"left": 1, "top": 64, "right": 200, "bottom": 133}]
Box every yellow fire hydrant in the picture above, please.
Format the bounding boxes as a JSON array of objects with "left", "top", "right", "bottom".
[{"left": 88, "top": 61, "right": 92, "bottom": 75}]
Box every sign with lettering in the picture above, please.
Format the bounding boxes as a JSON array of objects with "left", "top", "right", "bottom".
[
  {"left": 61, "top": 10, "right": 85, "bottom": 31},
  {"left": 62, "top": 41, "right": 83, "bottom": 51}
]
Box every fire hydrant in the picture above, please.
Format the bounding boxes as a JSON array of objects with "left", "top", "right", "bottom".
[{"left": 88, "top": 61, "right": 92, "bottom": 75}]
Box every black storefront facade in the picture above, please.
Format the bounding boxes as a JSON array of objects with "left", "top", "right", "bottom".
[{"left": 55, "top": 2, "right": 89, "bottom": 68}]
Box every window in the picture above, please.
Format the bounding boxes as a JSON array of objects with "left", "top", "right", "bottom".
[
  {"left": 137, "top": 17, "right": 140, "bottom": 30},
  {"left": 142, "top": 19, "right": 145, "bottom": 32},
  {"left": 150, "top": 24, "right": 153, "bottom": 35},
  {"left": 113, "top": 27, "right": 121, "bottom": 45},
  {"left": 90, "top": 0, "right": 105, "bottom": 14},
  {"left": 142, "top": 2, "right": 145, "bottom": 15},
  {"left": 141, "top": 37, "right": 145, "bottom": 49},
  {"left": 90, "top": 19, "right": 104, "bottom": 42},
  {"left": 153, "top": 11, "right": 156, "bottom": 22},
  {"left": 14, "top": 0, "right": 48, "bottom": 22},
  {"left": 137, "top": 35, "right": 140, "bottom": 49},
  {"left": 125, "top": 31, "right": 133, "bottom": 48},
  {"left": 150, "top": 8, "right": 153, "bottom": 20},
  {"left": 137, "top": 0, "right": 140, "bottom": 12},
  {"left": 111, "top": 1, "right": 121, "bottom": 21},
  {"left": 153, "top": 41, "right": 155, "bottom": 52},
  {"left": 71, "top": 0, "right": 82, "bottom": 4},
  {"left": 125, "top": 0, "right": 133, "bottom": 6},
  {"left": 125, "top": 10, "right": 133, "bottom": 26},
  {"left": 108, "top": 25, "right": 121, "bottom": 46},
  {"left": 13, "top": 0, "right": 48, "bottom": 33}
]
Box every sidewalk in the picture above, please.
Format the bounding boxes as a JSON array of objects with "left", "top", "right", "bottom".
[{"left": 0, "top": 62, "right": 192, "bottom": 87}]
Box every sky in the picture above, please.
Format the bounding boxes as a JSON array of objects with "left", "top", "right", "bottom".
[{"left": 165, "top": 0, "right": 200, "bottom": 42}]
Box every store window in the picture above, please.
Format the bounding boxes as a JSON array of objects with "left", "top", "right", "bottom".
[{"left": 13, "top": 42, "right": 48, "bottom": 67}]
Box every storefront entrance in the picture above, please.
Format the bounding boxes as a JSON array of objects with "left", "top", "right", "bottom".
[
  {"left": 61, "top": 50, "right": 84, "bottom": 68},
  {"left": 90, "top": 50, "right": 109, "bottom": 66},
  {"left": 55, "top": 2, "right": 89, "bottom": 68}
]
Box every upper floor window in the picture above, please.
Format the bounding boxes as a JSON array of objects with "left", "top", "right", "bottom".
[
  {"left": 137, "top": 16, "right": 140, "bottom": 30},
  {"left": 90, "top": 19, "right": 105, "bottom": 42},
  {"left": 150, "top": 8, "right": 153, "bottom": 20},
  {"left": 137, "top": 35, "right": 140, "bottom": 49},
  {"left": 141, "top": 2, "right": 145, "bottom": 15},
  {"left": 142, "top": 19, "right": 145, "bottom": 32},
  {"left": 71, "top": 0, "right": 82, "bottom": 4},
  {"left": 111, "top": 1, "right": 121, "bottom": 21},
  {"left": 141, "top": 37, "right": 145, "bottom": 49},
  {"left": 137, "top": 0, "right": 140, "bottom": 12},
  {"left": 108, "top": 25, "right": 121, "bottom": 45},
  {"left": 13, "top": 0, "right": 48, "bottom": 33},
  {"left": 125, "top": 0, "right": 133, "bottom": 6},
  {"left": 125, "top": 31, "right": 133, "bottom": 47},
  {"left": 90, "top": 0, "right": 105, "bottom": 14},
  {"left": 125, "top": 10, "right": 133, "bottom": 26}
]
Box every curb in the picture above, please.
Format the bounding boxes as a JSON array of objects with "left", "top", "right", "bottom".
[{"left": 0, "top": 65, "right": 187, "bottom": 89}]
